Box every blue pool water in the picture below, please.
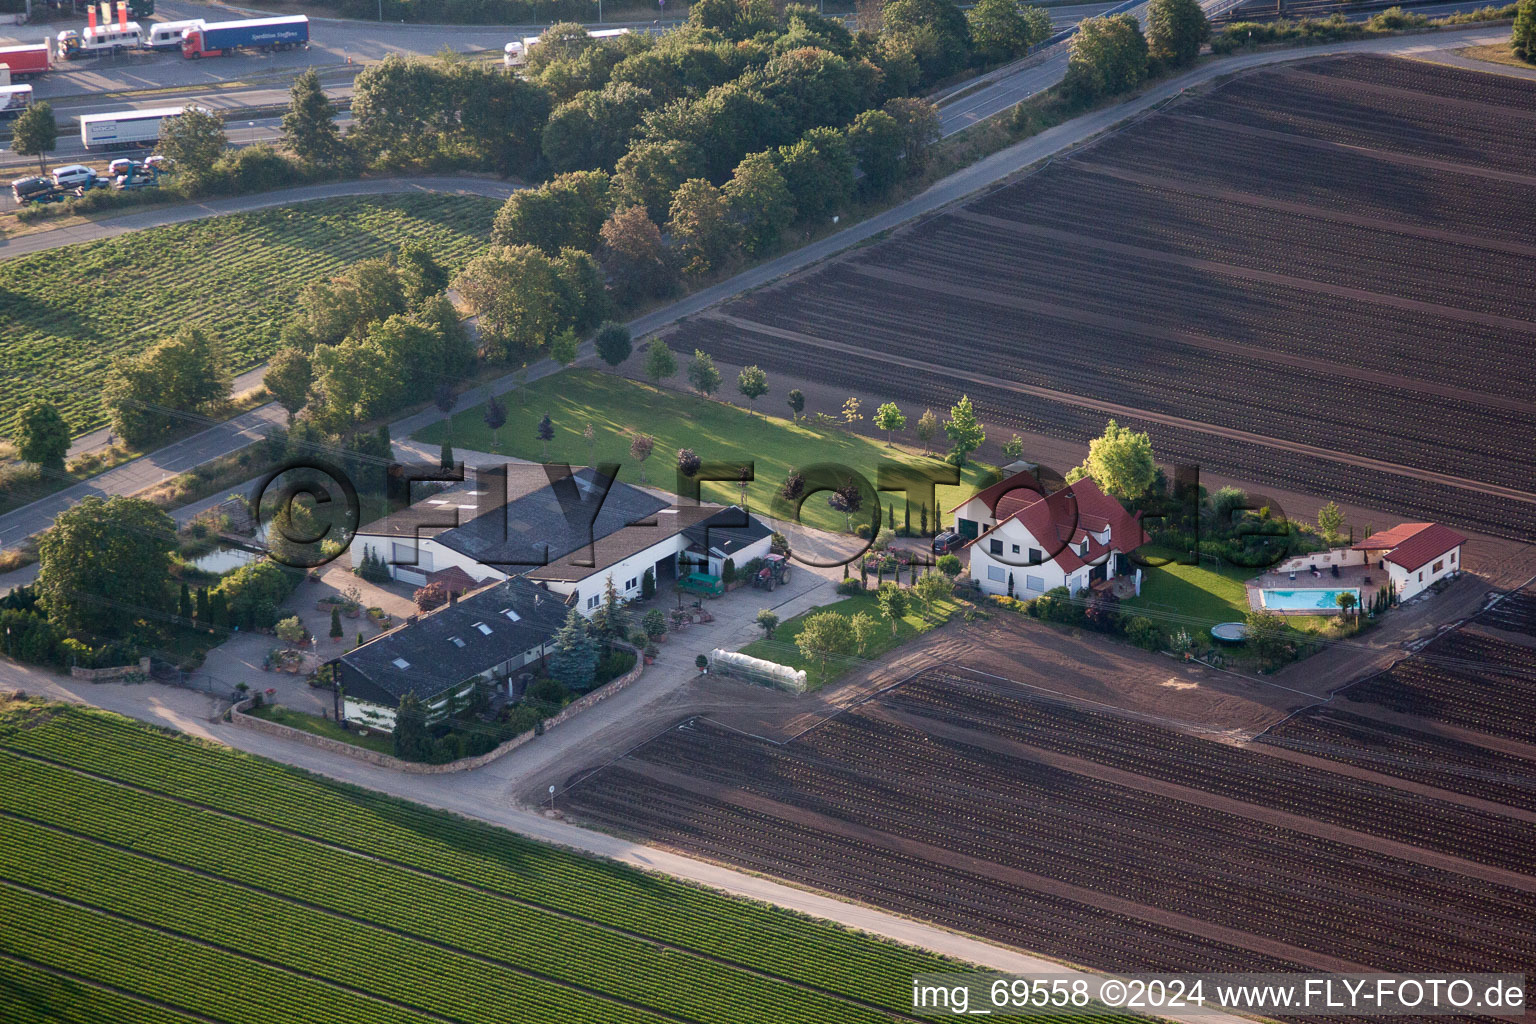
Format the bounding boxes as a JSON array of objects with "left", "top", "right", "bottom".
[{"left": 1262, "top": 588, "right": 1360, "bottom": 612}]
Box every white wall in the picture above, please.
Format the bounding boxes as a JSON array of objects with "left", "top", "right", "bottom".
[
  {"left": 1392, "top": 545, "right": 1461, "bottom": 602},
  {"left": 560, "top": 532, "right": 694, "bottom": 615},
  {"left": 969, "top": 521, "right": 1073, "bottom": 597},
  {"left": 1274, "top": 547, "right": 1369, "bottom": 573},
  {"left": 349, "top": 533, "right": 506, "bottom": 588}
]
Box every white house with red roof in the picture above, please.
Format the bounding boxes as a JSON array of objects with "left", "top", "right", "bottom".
[
  {"left": 1352, "top": 523, "right": 1466, "bottom": 602},
  {"left": 950, "top": 472, "right": 1150, "bottom": 599}
]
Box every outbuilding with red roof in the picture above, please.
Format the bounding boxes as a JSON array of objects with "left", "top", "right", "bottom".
[{"left": 1351, "top": 522, "right": 1466, "bottom": 602}]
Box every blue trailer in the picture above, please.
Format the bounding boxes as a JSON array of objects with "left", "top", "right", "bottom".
[{"left": 182, "top": 16, "right": 308, "bottom": 59}]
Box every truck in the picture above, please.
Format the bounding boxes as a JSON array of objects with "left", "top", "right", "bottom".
[
  {"left": 79, "top": 105, "right": 188, "bottom": 150},
  {"left": 0, "top": 42, "right": 52, "bottom": 80},
  {"left": 503, "top": 26, "right": 629, "bottom": 67},
  {"left": 181, "top": 16, "right": 309, "bottom": 59},
  {"left": 0, "top": 84, "right": 32, "bottom": 120},
  {"left": 58, "top": 22, "right": 145, "bottom": 60}
]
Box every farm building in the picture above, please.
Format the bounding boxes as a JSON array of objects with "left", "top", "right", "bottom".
[
  {"left": 330, "top": 576, "right": 569, "bottom": 732},
  {"left": 1351, "top": 523, "right": 1466, "bottom": 601},
  {"left": 955, "top": 473, "right": 1148, "bottom": 599},
  {"left": 348, "top": 465, "right": 773, "bottom": 615}
]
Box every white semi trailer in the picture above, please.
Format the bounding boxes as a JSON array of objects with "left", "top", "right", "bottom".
[
  {"left": 79, "top": 105, "right": 188, "bottom": 149},
  {"left": 504, "top": 27, "right": 630, "bottom": 67}
]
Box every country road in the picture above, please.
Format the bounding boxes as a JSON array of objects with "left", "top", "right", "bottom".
[{"left": 0, "top": 26, "right": 1513, "bottom": 565}]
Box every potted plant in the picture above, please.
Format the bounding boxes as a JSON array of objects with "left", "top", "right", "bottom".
[
  {"left": 695, "top": 654, "right": 708, "bottom": 674},
  {"left": 644, "top": 642, "right": 659, "bottom": 665}
]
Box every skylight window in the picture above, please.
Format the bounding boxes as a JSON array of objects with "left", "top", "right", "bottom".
[
  {"left": 473, "top": 622, "right": 493, "bottom": 635},
  {"left": 501, "top": 608, "right": 521, "bottom": 622},
  {"left": 392, "top": 657, "right": 411, "bottom": 670},
  {"left": 449, "top": 636, "right": 466, "bottom": 648}
]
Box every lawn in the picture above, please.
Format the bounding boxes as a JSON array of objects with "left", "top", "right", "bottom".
[
  {"left": 246, "top": 701, "right": 395, "bottom": 755},
  {"left": 0, "top": 193, "right": 498, "bottom": 436},
  {"left": 418, "top": 369, "right": 994, "bottom": 534},
  {"left": 0, "top": 697, "right": 995, "bottom": 1024},
  {"left": 740, "top": 588, "right": 963, "bottom": 689},
  {"left": 1123, "top": 549, "right": 1330, "bottom": 644}
]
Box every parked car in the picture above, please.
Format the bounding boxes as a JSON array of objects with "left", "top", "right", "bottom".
[
  {"left": 107, "top": 157, "right": 144, "bottom": 177},
  {"left": 933, "top": 530, "right": 965, "bottom": 554},
  {"left": 50, "top": 164, "right": 95, "bottom": 189}
]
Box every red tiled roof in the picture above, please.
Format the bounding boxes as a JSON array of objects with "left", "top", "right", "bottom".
[
  {"left": 965, "top": 477, "right": 1147, "bottom": 572},
  {"left": 948, "top": 469, "right": 1044, "bottom": 516},
  {"left": 1353, "top": 522, "right": 1466, "bottom": 573},
  {"left": 424, "top": 565, "right": 479, "bottom": 596}
]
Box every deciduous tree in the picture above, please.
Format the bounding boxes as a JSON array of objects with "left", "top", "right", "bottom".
[
  {"left": 11, "top": 101, "right": 56, "bottom": 176},
  {"left": 943, "top": 395, "right": 985, "bottom": 467},
  {"left": 264, "top": 348, "right": 313, "bottom": 424},
  {"left": 723, "top": 151, "right": 795, "bottom": 256},
  {"left": 628, "top": 431, "right": 655, "bottom": 482},
  {"left": 1517, "top": 0, "right": 1536, "bottom": 61},
  {"left": 737, "top": 365, "right": 768, "bottom": 412},
  {"left": 37, "top": 495, "right": 175, "bottom": 638},
  {"left": 1146, "top": 0, "right": 1210, "bottom": 70},
  {"left": 876, "top": 581, "right": 909, "bottom": 636},
  {"left": 158, "top": 107, "right": 228, "bottom": 187},
  {"left": 786, "top": 389, "right": 806, "bottom": 420},
  {"left": 599, "top": 205, "right": 676, "bottom": 304},
  {"left": 644, "top": 339, "right": 678, "bottom": 384},
  {"left": 687, "top": 350, "right": 721, "bottom": 396},
  {"left": 13, "top": 400, "right": 70, "bottom": 472},
  {"left": 916, "top": 408, "right": 938, "bottom": 455},
  {"left": 794, "top": 609, "right": 855, "bottom": 675},
  {"left": 968, "top": 0, "right": 1053, "bottom": 63},
  {"left": 1063, "top": 14, "right": 1148, "bottom": 101},
  {"left": 1067, "top": 419, "right": 1155, "bottom": 500},
  {"left": 668, "top": 178, "right": 740, "bottom": 279},
  {"left": 873, "top": 402, "right": 907, "bottom": 445},
  {"left": 104, "top": 326, "right": 230, "bottom": 447},
  {"left": 594, "top": 321, "right": 633, "bottom": 367}
]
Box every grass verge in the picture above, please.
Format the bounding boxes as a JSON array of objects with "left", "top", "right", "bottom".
[
  {"left": 740, "top": 590, "right": 964, "bottom": 690},
  {"left": 246, "top": 701, "right": 395, "bottom": 754}
]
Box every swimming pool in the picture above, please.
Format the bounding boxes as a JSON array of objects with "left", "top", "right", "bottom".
[{"left": 1261, "top": 588, "right": 1361, "bottom": 612}]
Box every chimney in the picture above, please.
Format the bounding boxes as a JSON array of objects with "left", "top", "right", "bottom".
[
  {"left": 448, "top": 590, "right": 458, "bottom": 606},
  {"left": 117, "top": 1, "right": 127, "bottom": 30}
]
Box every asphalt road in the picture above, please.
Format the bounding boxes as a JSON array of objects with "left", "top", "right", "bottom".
[{"left": 0, "top": 25, "right": 1512, "bottom": 559}]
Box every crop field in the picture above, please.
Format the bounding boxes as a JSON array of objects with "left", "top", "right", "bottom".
[
  {"left": 0, "top": 194, "right": 497, "bottom": 435},
  {"left": 563, "top": 656, "right": 1536, "bottom": 1000},
  {"left": 1263, "top": 585, "right": 1536, "bottom": 807},
  {"left": 666, "top": 55, "right": 1536, "bottom": 540},
  {"left": 0, "top": 698, "right": 1141, "bottom": 1024}
]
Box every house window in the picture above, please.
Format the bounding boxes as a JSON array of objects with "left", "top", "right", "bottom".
[
  {"left": 1451, "top": 551, "right": 1457, "bottom": 563},
  {"left": 1011, "top": 543, "right": 1020, "bottom": 554},
  {"left": 626, "top": 577, "right": 638, "bottom": 590},
  {"left": 1026, "top": 575, "right": 1044, "bottom": 592},
  {"left": 473, "top": 622, "right": 492, "bottom": 635},
  {"left": 1079, "top": 540, "right": 1089, "bottom": 557},
  {"left": 500, "top": 608, "right": 521, "bottom": 622},
  {"left": 449, "top": 636, "right": 466, "bottom": 648},
  {"left": 586, "top": 594, "right": 601, "bottom": 610},
  {"left": 1029, "top": 547, "right": 1043, "bottom": 564},
  {"left": 1432, "top": 559, "right": 1444, "bottom": 573},
  {"left": 391, "top": 657, "right": 410, "bottom": 670},
  {"left": 989, "top": 539, "right": 1003, "bottom": 555},
  {"left": 987, "top": 566, "right": 1006, "bottom": 582}
]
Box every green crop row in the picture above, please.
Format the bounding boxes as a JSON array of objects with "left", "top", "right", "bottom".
[
  {"left": 0, "top": 756, "right": 894, "bottom": 1024},
  {"left": 0, "top": 194, "right": 497, "bottom": 435}
]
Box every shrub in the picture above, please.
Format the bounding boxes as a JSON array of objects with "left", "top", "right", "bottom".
[
  {"left": 936, "top": 553, "right": 962, "bottom": 578},
  {"left": 1125, "top": 616, "right": 1162, "bottom": 651},
  {"left": 836, "top": 578, "right": 866, "bottom": 596},
  {"left": 414, "top": 581, "right": 450, "bottom": 611},
  {"left": 642, "top": 609, "right": 667, "bottom": 637}
]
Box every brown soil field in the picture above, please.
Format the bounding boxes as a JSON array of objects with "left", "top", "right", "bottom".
[
  {"left": 562, "top": 600, "right": 1536, "bottom": 1019},
  {"left": 664, "top": 54, "right": 1536, "bottom": 541}
]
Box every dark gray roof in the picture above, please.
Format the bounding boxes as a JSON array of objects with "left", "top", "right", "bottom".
[
  {"left": 682, "top": 507, "right": 773, "bottom": 559},
  {"left": 433, "top": 466, "right": 670, "bottom": 574},
  {"left": 335, "top": 577, "right": 569, "bottom": 707}
]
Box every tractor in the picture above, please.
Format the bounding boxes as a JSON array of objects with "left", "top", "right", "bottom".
[{"left": 752, "top": 554, "right": 791, "bottom": 592}]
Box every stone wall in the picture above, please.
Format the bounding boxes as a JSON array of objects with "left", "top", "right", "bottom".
[
  {"left": 70, "top": 657, "right": 152, "bottom": 681},
  {"left": 230, "top": 645, "right": 646, "bottom": 774}
]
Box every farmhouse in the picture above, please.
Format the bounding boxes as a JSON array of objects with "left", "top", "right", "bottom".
[
  {"left": 954, "top": 473, "right": 1148, "bottom": 599},
  {"left": 331, "top": 576, "right": 570, "bottom": 732},
  {"left": 349, "top": 465, "right": 773, "bottom": 614}
]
